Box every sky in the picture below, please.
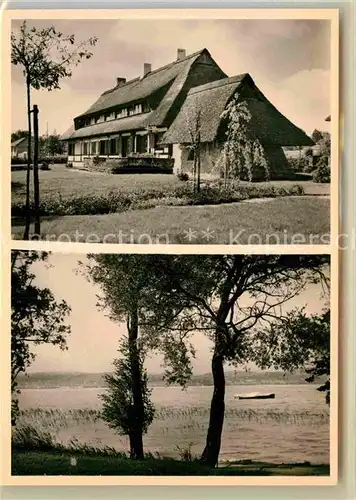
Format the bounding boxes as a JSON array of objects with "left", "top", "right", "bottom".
[
  {"left": 11, "top": 19, "right": 331, "bottom": 137},
  {"left": 26, "top": 253, "right": 328, "bottom": 375}
]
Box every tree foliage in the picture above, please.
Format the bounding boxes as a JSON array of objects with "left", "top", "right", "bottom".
[
  {"left": 252, "top": 308, "right": 330, "bottom": 403},
  {"left": 11, "top": 21, "right": 98, "bottom": 239},
  {"left": 83, "top": 254, "right": 330, "bottom": 466},
  {"left": 11, "top": 21, "right": 98, "bottom": 91},
  {"left": 11, "top": 251, "right": 71, "bottom": 424},
  {"left": 101, "top": 340, "right": 155, "bottom": 445},
  {"left": 39, "top": 134, "right": 65, "bottom": 156},
  {"left": 11, "top": 130, "right": 30, "bottom": 142},
  {"left": 218, "top": 94, "right": 269, "bottom": 184},
  {"left": 128, "top": 254, "right": 330, "bottom": 466}
]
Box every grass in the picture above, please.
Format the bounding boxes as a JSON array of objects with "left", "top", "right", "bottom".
[
  {"left": 11, "top": 450, "right": 330, "bottom": 476},
  {"left": 12, "top": 196, "right": 330, "bottom": 244},
  {"left": 11, "top": 166, "right": 183, "bottom": 203},
  {"left": 11, "top": 165, "right": 329, "bottom": 204},
  {"left": 11, "top": 425, "right": 329, "bottom": 476}
]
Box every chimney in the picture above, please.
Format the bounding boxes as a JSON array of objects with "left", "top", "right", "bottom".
[
  {"left": 143, "top": 63, "right": 152, "bottom": 77},
  {"left": 116, "top": 77, "right": 126, "bottom": 86},
  {"left": 177, "top": 48, "right": 186, "bottom": 60}
]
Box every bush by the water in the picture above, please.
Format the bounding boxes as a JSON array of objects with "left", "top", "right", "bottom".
[{"left": 11, "top": 182, "right": 305, "bottom": 218}]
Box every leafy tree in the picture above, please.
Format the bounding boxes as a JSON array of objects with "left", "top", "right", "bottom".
[
  {"left": 218, "top": 94, "right": 269, "bottom": 185},
  {"left": 101, "top": 339, "right": 155, "bottom": 458},
  {"left": 251, "top": 308, "right": 330, "bottom": 403},
  {"left": 11, "top": 21, "right": 98, "bottom": 238},
  {"left": 39, "top": 134, "right": 66, "bottom": 156},
  {"left": 311, "top": 129, "right": 323, "bottom": 143},
  {"left": 11, "top": 130, "right": 30, "bottom": 142},
  {"left": 11, "top": 251, "right": 71, "bottom": 424},
  {"left": 83, "top": 255, "right": 164, "bottom": 459},
  {"left": 138, "top": 255, "right": 330, "bottom": 467}
]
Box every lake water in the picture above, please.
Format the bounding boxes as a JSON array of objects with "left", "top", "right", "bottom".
[{"left": 18, "top": 384, "right": 330, "bottom": 464}]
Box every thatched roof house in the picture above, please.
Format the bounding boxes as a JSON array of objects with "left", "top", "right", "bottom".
[
  {"left": 163, "top": 74, "right": 314, "bottom": 179},
  {"left": 62, "top": 48, "right": 227, "bottom": 169}
]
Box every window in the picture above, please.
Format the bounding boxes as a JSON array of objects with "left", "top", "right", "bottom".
[
  {"left": 83, "top": 142, "right": 88, "bottom": 155},
  {"left": 91, "top": 141, "right": 97, "bottom": 155},
  {"left": 95, "top": 116, "right": 100, "bottom": 124},
  {"left": 134, "top": 103, "right": 142, "bottom": 115},
  {"left": 68, "top": 143, "right": 75, "bottom": 156},
  {"left": 110, "top": 138, "right": 117, "bottom": 155},
  {"left": 136, "top": 134, "right": 148, "bottom": 154},
  {"left": 99, "top": 140, "right": 107, "bottom": 155},
  {"left": 142, "top": 102, "right": 151, "bottom": 113},
  {"left": 121, "top": 136, "right": 129, "bottom": 157}
]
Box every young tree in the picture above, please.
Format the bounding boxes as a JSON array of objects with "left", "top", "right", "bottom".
[
  {"left": 218, "top": 94, "right": 269, "bottom": 185},
  {"left": 101, "top": 340, "right": 155, "bottom": 459},
  {"left": 252, "top": 308, "right": 331, "bottom": 404},
  {"left": 83, "top": 255, "right": 162, "bottom": 459},
  {"left": 184, "top": 105, "right": 202, "bottom": 192},
  {"left": 11, "top": 21, "right": 98, "bottom": 238},
  {"left": 140, "top": 255, "right": 330, "bottom": 467},
  {"left": 11, "top": 251, "right": 71, "bottom": 424}
]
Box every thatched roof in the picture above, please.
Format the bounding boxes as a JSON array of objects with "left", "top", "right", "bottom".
[
  {"left": 163, "top": 74, "right": 314, "bottom": 147},
  {"left": 64, "top": 113, "right": 151, "bottom": 140},
  {"left": 60, "top": 125, "right": 75, "bottom": 141},
  {"left": 75, "top": 48, "right": 220, "bottom": 129},
  {"left": 11, "top": 137, "right": 28, "bottom": 147}
]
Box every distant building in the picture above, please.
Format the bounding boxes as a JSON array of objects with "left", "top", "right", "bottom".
[{"left": 11, "top": 137, "right": 29, "bottom": 159}]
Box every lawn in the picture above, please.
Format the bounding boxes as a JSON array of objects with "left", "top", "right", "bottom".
[
  {"left": 11, "top": 165, "right": 330, "bottom": 244},
  {"left": 11, "top": 164, "right": 329, "bottom": 203},
  {"left": 11, "top": 165, "right": 183, "bottom": 204},
  {"left": 12, "top": 451, "right": 330, "bottom": 476},
  {"left": 12, "top": 196, "right": 330, "bottom": 244}
]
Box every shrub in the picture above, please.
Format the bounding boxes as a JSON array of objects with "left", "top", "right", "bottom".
[
  {"left": 40, "top": 159, "right": 51, "bottom": 170},
  {"left": 11, "top": 157, "right": 26, "bottom": 165},
  {"left": 313, "top": 157, "right": 330, "bottom": 183},
  {"left": 177, "top": 172, "right": 189, "bottom": 181},
  {"left": 92, "top": 155, "right": 105, "bottom": 166},
  {"left": 287, "top": 156, "right": 310, "bottom": 173},
  {"left": 11, "top": 182, "right": 305, "bottom": 218}
]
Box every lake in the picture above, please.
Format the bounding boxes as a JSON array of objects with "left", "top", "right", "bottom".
[{"left": 18, "top": 384, "right": 330, "bottom": 464}]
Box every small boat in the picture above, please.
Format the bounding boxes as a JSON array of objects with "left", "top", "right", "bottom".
[{"left": 234, "top": 392, "right": 275, "bottom": 400}]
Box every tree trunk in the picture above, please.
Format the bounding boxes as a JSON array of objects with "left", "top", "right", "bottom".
[
  {"left": 128, "top": 430, "right": 145, "bottom": 460},
  {"left": 23, "top": 78, "right": 32, "bottom": 240},
  {"left": 197, "top": 146, "right": 201, "bottom": 193},
  {"left": 127, "top": 305, "right": 145, "bottom": 460},
  {"left": 33, "top": 104, "right": 40, "bottom": 236},
  {"left": 200, "top": 347, "right": 225, "bottom": 467}
]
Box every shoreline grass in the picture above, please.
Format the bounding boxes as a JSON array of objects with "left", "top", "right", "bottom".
[{"left": 11, "top": 449, "right": 330, "bottom": 476}]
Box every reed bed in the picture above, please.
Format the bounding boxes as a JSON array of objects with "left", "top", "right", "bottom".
[{"left": 18, "top": 406, "right": 329, "bottom": 431}]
